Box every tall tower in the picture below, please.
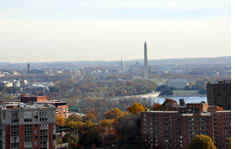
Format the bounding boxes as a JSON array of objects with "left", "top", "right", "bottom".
[
  {"left": 27, "top": 63, "right": 30, "bottom": 73},
  {"left": 144, "top": 41, "right": 148, "bottom": 79}
]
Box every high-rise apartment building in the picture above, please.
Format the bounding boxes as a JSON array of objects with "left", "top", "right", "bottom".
[
  {"left": 141, "top": 100, "right": 230, "bottom": 149},
  {"left": 0, "top": 102, "right": 56, "bottom": 149},
  {"left": 207, "top": 80, "right": 231, "bottom": 110}
]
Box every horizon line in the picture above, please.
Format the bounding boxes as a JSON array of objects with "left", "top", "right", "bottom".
[{"left": 0, "top": 56, "right": 230, "bottom": 64}]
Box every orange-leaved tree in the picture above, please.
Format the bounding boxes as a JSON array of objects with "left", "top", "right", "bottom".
[
  {"left": 104, "top": 108, "right": 128, "bottom": 120},
  {"left": 99, "top": 119, "right": 114, "bottom": 128},
  {"left": 216, "top": 105, "right": 223, "bottom": 111},
  {"left": 189, "top": 134, "right": 216, "bottom": 149},
  {"left": 150, "top": 103, "right": 162, "bottom": 111},
  {"left": 56, "top": 115, "right": 65, "bottom": 127},
  {"left": 127, "top": 102, "right": 145, "bottom": 113}
]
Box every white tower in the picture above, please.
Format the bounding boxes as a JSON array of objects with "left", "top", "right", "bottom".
[{"left": 144, "top": 41, "right": 148, "bottom": 79}]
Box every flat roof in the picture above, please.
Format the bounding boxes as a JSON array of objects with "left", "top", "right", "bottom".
[
  {"left": 145, "top": 111, "right": 179, "bottom": 113},
  {"left": 0, "top": 102, "right": 55, "bottom": 110},
  {"left": 216, "top": 110, "right": 231, "bottom": 113}
]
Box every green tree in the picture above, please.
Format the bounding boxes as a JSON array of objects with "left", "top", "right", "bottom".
[
  {"left": 84, "top": 120, "right": 95, "bottom": 128},
  {"left": 66, "top": 121, "right": 84, "bottom": 131},
  {"left": 82, "top": 111, "right": 96, "bottom": 122},
  {"left": 65, "top": 114, "right": 81, "bottom": 124},
  {"left": 189, "top": 135, "right": 216, "bottom": 149}
]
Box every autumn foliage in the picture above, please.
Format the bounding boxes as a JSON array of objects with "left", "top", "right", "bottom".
[
  {"left": 189, "top": 134, "right": 216, "bottom": 149},
  {"left": 104, "top": 108, "right": 128, "bottom": 120},
  {"left": 150, "top": 103, "right": 162, "bottom": 111},
  {"left": 82, "top": 111, "right": 96, "bottom": 122},
  {"left": 127, "top": 102, "right": 145, "bottom": 113},
  {"left": 56, "top": 115, "right": 65, "bottom": 127},
  {"left": 216, "top": 105, "right": 223, "bottom": 111}
]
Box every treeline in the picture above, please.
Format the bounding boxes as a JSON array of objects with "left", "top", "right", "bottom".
[
  {"left": 49, "top": 79, "right": 157, "bottom": 98},
  {"left": 156, "top": 79, "right": 209, "bottom": 96},
  {"left": 56, "top": 103, "right": 146, "bottom": 149}
]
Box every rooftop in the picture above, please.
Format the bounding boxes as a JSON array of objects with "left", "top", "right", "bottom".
[
  {"left": 216, "top": 110, "right": 231, "bottom": 113},
  {"left": 145, "top": 111, "right": 179, "bottom": 113},
  {"left": 0, "top": 102, "right": 55, "bottom": 110}
]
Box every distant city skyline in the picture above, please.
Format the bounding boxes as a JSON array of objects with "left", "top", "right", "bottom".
[{"left": 0, "top": 0, "right": 230, "bottom": 62}]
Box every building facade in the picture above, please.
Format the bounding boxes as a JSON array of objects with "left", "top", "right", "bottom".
[
  {"left": 0, "top": 102, "right": 56, "bottom": 149},
  {"left": 141, "top": 100, "right": 230, "bottom": 149},
  {"left": 207, "top": 80, "right": 231, "bottom": 110}
]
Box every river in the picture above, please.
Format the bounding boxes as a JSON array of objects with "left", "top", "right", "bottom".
[{"left": 153, "top": 96, "right": 207, "bottom": 104}]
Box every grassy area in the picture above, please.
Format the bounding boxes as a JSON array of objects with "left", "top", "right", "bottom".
[
  {"left": 150, "top": 79, "right": 166, "bottom": 86},
  {"left": 173, "top": 90, "right": 198, "bottom": 94},
  {"left": 173, "top": 90, "right": 199, "bottom": 96}
]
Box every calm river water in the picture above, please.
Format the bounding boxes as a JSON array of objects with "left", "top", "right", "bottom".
[{"left": 153, "top": 96, "right": 207, "bottom": 104}]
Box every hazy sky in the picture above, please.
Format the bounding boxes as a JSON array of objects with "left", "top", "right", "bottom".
[{"left": 0, "top": 0, "right": 230, "bottom": 62}]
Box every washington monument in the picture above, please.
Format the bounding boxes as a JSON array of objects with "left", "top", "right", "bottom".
[{"left": 144, "top": 41, "right": 148, "bottom": 79}]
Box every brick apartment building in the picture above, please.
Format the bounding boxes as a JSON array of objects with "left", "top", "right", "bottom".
[
  {"left": 0, "top": 102, "right": 56, "bottom": 149},
  {"left": 20, "top": 96, "right": 68, "bottom": 119},
  {"left": 141, "top": 99, "right": 231, "bottom": 149},
  {"left": 207, "top": 80, "right": 231, "bottom": 110}
]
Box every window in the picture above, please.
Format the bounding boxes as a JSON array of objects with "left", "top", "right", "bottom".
[
  {"left": 11, "top": 112, "right": 19, "bottom": 123},
  {"left": 3, "top": 111, "right": 5, "bottom": 120},
  {"left": 24, "top": 125, "right": 32, "bottom": 142},
  {"left": 10, "top": 125, "right": 19, "bottom": 136}
]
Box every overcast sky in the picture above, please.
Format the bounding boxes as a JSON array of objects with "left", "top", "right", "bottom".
[{"left": 0, "top": 0, "right": 230, "bottom": 62}]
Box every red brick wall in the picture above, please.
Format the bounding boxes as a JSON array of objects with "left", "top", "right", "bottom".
[
  {"left": 19, "top": 125, "right": 24, "bottom": 149},
  {"left": 48, "top": 123, "right": 54, "bottom": 149},
  {"left": 5, "top": 125, "right": 10, "bottom": 149},
  {"left": 32, "top": 124, "right": 40, "bottom": 149}
]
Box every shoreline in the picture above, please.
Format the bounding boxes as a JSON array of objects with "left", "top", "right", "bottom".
[{"left": 111, "top": 92, "right": 160, "bottom": 100}]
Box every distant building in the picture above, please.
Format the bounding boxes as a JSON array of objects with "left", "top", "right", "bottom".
[
  {"left": 13, "top": 80, "right": 21, "bottom": 87},
  {"left": 4, "top": 81, "right": 13, "bottom": 88},
  {"left": 0, "top": 102, "right": 56, "bottom": 149},
  {"left": 27, "top": 64, "right": 30, "bottom": 73},
  {"left": 119, "top": 58, "right": 125, "bottom": 73},
  {"left": 45, "top": 100, "right": 68, "bottom": 119},
  {"left": 167, "top": 79, "right": 188, "bottom": 89},
  {"left": 144, "top": 41, "right": 149, "bottom": 79},
  {"left": 207, "top": 80, "right": 231, "bottom": 110},
  {"left": 141, "top": 99, "right": 230, "bottom": 149}
]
